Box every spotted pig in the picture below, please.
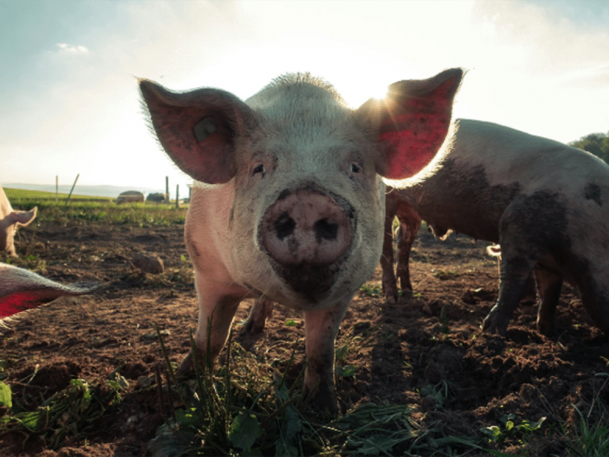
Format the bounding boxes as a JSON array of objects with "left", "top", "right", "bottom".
[{"left": 381, "top": 119, "right": 609, "bottom": 338}]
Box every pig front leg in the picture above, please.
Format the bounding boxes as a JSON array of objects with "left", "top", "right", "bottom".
[
  {"left": 303, "top": 297, "right": 351, "bottom": 414},
  {"left": 241, "top": 297, "right": 274, "bottom": 335},
  {"left": 177, "top": 273, "right": 247, "bottom": 376}
]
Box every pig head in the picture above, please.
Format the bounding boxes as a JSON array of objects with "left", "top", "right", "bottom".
[
  {"left": 0, "top": 263, "right": 101, "bottom": 322},
  {"left": 0, "top": 185, "right": 37, "bottom": 257},
  {"left": 140, "top": 69, "right": 462, "bottom": 412}
]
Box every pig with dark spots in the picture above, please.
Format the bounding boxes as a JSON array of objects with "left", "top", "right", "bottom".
[
  {"left": 380, "top": 118, "right": 609, "bottom": 338},
  {"left": 0, "top": 263, "right": 101, "bottom": 322},
  {"left": 0, "top": 185, "right": 37, "bottom": 257},
  {"left": 139, "top": 69, "right": 463, "bottom": 413}
]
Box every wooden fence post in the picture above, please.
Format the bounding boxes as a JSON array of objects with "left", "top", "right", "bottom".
[
  {"left": 65, "top": 174, "right": 80, "bottom": 206},
  {"left": 166, "top": 176, "right": 169, "bottom": 205}
]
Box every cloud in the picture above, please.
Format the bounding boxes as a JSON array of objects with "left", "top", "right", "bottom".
[{"left": 56, "top": 43, "right": 89, "bottom": 54}]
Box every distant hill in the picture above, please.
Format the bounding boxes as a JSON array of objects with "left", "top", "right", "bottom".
[{"left": 3, "top": 183, "right": 165, "bottom": 198}]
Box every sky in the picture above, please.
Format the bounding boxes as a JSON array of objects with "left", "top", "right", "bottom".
[{"left": 1, "top": 0, "right": 609, "bottom": 197}]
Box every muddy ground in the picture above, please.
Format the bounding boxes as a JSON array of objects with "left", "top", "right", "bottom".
[{"left": 1, "top": 221, "right": 608, "bottom": 456}]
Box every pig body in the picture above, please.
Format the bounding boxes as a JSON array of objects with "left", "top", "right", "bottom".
[
  {"left": 140, "top": 70, "right": 462, "bottom": 411},
  {"left": 0, "top": 185, "right": 37, "bottom": 256},
  {"left": 381, "top": 119, "right": 609, "bottom": 337}
]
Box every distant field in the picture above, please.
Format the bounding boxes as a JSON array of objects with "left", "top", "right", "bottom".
[
  {"left": 4, "top": 187, "right": 112, "bottom": 202},
  {"left": 5, "top": 187, "right": 187, "bottom": 226}
]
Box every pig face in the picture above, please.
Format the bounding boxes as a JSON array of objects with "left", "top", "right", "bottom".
[
  {"left": 226, "top": 79, "right": 387, "bottom": 307},
  {"left": 140, "top": 70, "right": 463, "bottom": 308}
]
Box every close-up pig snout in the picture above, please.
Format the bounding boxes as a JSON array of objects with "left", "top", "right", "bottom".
[{"left": 260, "top": 187, "right": 354, "bottom": 268}]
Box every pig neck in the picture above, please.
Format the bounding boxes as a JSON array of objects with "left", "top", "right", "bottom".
[{"left": 185, "top": 182, "right": 250, "bottom": 296}]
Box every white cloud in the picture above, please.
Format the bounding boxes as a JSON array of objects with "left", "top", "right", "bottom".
[{"left": 56, "top": 43, "right": 89, "bottom": 54}]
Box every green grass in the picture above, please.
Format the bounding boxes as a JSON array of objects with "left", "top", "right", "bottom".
[
  {"left": 0, "top": 377, "right": 124, "bottom": 450},
  {"left": 6, "top": 188, "right": 187, "bottom": 226},
  {"left": 145, "top": 326, "right": 531, "bottom": 457},
  {"left": 4, "top": 187, "right": 111, "bottom": 202}
]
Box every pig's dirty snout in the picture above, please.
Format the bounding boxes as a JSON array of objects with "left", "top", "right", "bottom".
[
  {"left": 274, "top": 212, "right": 339, "bottom": 243},
  {"left": 274, "top": 212, "right": 297, "bottom": 240},
  {"left": 314, "top": 218, "right": 339, "bottom": 241},
  {"left": 261, "top": 188, "right": 354, "bottom": 300}
]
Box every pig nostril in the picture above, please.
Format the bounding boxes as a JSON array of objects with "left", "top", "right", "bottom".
[
  {"left": 314, "top": 219, "right": 338, "bottom": 241},
  {"left": 274, "top": 212, "right": 296, "bottom": 240}
]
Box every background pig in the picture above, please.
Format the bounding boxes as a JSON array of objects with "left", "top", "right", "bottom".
[
  {"left": 0, "top": 185, "right": 37, "bottom": 256},
  {"left": 381, "top": 118, "right": 609, "bottom": 337},
  {"left": 140, "top": 69, "right": 462, "bottom": 411},
  {"left": 0, "top": 263, "right": 101, "bottom": 321}
]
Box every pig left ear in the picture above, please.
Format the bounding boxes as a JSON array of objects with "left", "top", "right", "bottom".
[
  {"left": 358, "top": 68, "right": 463, "bottom": 180},
  {"left": 0, "top": 263, "right": 102, "bottom": 321}
]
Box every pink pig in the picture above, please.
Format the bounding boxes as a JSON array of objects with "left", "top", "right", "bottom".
[
  {"left": 0, "top": 185, "right": 37, "bottom": 257},
  {"left": 140, "top": 69, "right": 462, "bottom": 412}
]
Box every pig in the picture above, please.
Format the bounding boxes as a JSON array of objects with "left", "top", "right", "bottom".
[
  {"left": 380, "top": 118, "right": 609, "bottom": 338},
  {"left": 139, "top": 69, "right": 463, "bottom": 411},
  {"left": 0, "top": 185, "right": 37, "bottom": 256},
  {"left": 0, "top": 263, "right": 101, "bottom": 321}
]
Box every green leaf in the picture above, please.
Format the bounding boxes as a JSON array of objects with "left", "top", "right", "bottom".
[
  {"left": 16, "top": 411, "right": 41, "bottom": 431},
  {"left": 229, "top": 411, "right": 262, "bottom": 451},
  {"left": 275, "top": 438, "right": 299, "bottom": 457},
  {"left": 0, "top": 382, "right": 12, "bottom": 409},
  {"left": 336, "top": 365, "right": 358, "bottom": 377},
  {"left": 283, "top": 405, "right": 302, "bottom": 442},
  {"left": 517, "top": 417, "right": 546, "bottom": 432}
]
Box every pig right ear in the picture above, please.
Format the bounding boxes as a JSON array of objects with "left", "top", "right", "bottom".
[
  {"left": 10, "top": 207, "right": 37, "bottom": 227},
  {"left": 139, "top": 80, "right": 256, "bottom": 184}
]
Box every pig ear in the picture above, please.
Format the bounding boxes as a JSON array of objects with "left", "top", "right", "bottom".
[
  {"left": 358, "top": 68, "right": 463, "bottom": 180},
  {"left": 139, "top": 80, "right": 257, "bottom": 184},
  {"left": 10, "top": 207, "right": 37, "bottom": 227},
  {"left": 0, "top": 263, "right": 102, "bottom": 321}
]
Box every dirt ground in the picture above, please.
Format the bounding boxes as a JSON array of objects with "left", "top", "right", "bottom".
[{"left": 1, "top": 221, "right": 608, "bottom": 456}]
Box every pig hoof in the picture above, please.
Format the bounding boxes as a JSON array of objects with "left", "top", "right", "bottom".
[
  {"left": 307, "top": 385, "right": 338, "bottom": 416},
  {"left": 175, "top": 352, "right": 194, "bottom": 378},
  {"left": 401, "top": 288, "right": 414, "bottom": 300},
  {"left": 385, "top": 294, "right": 397, "bottom": 305},
  {"left": 240, "top": 317, "right": 265, "bottom": 336},
  {"left": 536, "top": 320, "right": 556, "bottom": 338},
  {"left": 482, "top": 314, "right": 508, "bottom": 336}
]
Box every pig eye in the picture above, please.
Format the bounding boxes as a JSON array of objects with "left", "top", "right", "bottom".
[
  {"left": 252, "top": 164, "right": 265, "bottom": 176},
  {"left": 350, "top": 163, "right": 362, "bottom": 174}
]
